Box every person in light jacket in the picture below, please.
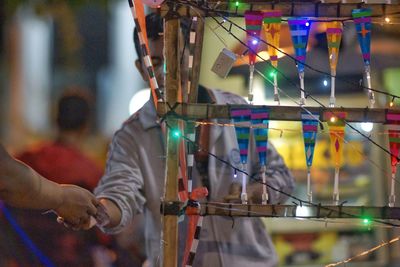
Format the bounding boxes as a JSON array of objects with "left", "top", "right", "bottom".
[{"left": 91, "top": 13, "right": 295, "bottom": 267}]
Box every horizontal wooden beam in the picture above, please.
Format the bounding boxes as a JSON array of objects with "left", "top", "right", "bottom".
[
  {"left": 162, "top": 202, "right": 400, "bottom": 220},
  {"left": 157, "top": 103, "right": 400, "bottom": 123},
  {"left": 160, "top": 1, "right": 400, "bottom": 19}
]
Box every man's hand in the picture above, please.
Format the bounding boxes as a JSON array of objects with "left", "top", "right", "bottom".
[{"left": 54, "top": 184, "right": 99, "bottom": 230}]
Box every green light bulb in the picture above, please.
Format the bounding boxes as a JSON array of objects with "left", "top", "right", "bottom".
[
  {"left": 172, "top": 130, "right": 181, "bottom": 138},
  {"left": 362, "top": 217, "right": 371, "bottom": 226}
]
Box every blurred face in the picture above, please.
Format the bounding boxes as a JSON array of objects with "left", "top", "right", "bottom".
[{"left": 135, "top": 37, "right": 165, "bottom": 90}]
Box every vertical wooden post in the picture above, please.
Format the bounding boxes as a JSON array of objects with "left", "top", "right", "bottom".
[{"left": 162, "top": 15, "right": 180, "bottom": 267}]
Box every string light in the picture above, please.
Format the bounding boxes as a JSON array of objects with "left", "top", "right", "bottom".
[
  {"left": 330, "top": 116, "right": 337, "bottom": 123},
  {"left": 235, "top": 1, "right": 239, "bottom": 7},
  {"left": 233, "top": 169, "right": 238, "bottom": 178},
  {"left": 362, "top": 217, "right": 372, "bottom": 226},
  {"left": 251, "top": 39, "right": 258, "bottom": 45},
  {"left": 198, "top": 7, "right": 400, "bottom": 102},
  {"left": 323, "top": 79, "right": 328, "bottom": 87},
  {"left": 385, "top": 16, "right": 391, "bottom": 23},
  {"left": 390, "top": 96, "right": 395, "bottom": 107},
  {"left": 172, "top": 129, "right": 181, "bottom": 138}
]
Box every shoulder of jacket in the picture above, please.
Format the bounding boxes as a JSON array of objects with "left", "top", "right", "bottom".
[{"left": 211, "top": 89, "right": 247, "bottom": 104}]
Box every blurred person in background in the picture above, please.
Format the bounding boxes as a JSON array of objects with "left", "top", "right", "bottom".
[{"left": 0, "top": 88, "right": 124, "bottom": 267}]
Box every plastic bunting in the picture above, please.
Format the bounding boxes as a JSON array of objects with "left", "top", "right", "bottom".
[
  {"left": 301, "top": 112, "right": 320, "bottom": 202},
  {"left": 326, "top": 112, "right": 347, "bottom": 205},
  {"left": 244, "top": 11, "right": 264, "bottom": 104},
  {"left": 326, "top": 21, "right": 343, "bottom": 107},
  {"left": 352, "top": 8, "right": 374, "bottom": 107},
  {"left": 386, "top": 113, "right": 400, "bottom": 207},
  {"left": 288, "top": 18, "right": 311, "bottom": 106},
  {"left": 231, "top": 108, "right": 251, "bottom": 204},
  {"left": 262, "top": 10, "right": 282, "bottom": 105},
  {"left": 251, "top": 108, "right": 270, "bottom": 204}
]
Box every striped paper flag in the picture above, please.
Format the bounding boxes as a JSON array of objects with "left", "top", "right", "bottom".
[
  {"left": 244, "top": 11, "right": 264, "bottom": 65},
  {"left": 301, "top": 113, "right": 319, "bottom": 168},
  {"left": 326, "top": 21, "right": 343, "bottom": 75},
  {"left": 231, "top": 108, "right": 251, "bottom": 165},
  {"left": 251, "top": 108, "right": 269, "bottom": 166},
  {"left": 288, "top": 18, "right": 311, "bottom": 73}
]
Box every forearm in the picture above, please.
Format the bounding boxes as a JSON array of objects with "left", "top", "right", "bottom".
[{"left": 0, "top": 156, "right": 63, "bottom": 210}]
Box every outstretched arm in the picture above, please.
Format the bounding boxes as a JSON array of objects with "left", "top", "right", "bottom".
[{"left": 0, "top": 144, "right": 99, "bottom": 226}]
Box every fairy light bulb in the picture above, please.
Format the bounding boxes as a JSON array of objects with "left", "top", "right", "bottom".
[
  {"left": 390, "top": 97, "right": 395, "bottom": 107},
  {"left": 330, "top": 116, "right": 337, "bottom": 123},
  {"left": 385, "top": 17, "right": 391, "bottom": 23},
  {"left": 233, "top": 169, "right": 238, "bottom": 178}
]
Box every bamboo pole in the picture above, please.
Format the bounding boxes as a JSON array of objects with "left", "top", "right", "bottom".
[
  {"left": 161, "top": 1, "right": 400, "bottom": 18},
  {"left": 162, "top": 16, "right": 180, "bottom": 267},
  {"left": 162, "top": 202, "right": 400, "bottom": 220},
  {"left": 157, "top": 103, "right": 400, "bottom": 123}
]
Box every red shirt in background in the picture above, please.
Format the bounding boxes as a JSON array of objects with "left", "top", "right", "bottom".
[{"left": 17, "top": 141, "right": 103, "bottom": 190}]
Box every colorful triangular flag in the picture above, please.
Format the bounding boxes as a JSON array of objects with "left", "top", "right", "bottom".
[
  {"left": 251, "top": 108, "right": 269, "bottom": 204},
  {"left": 245, "top": 11, "right": 264, "bottom": 104},
  {"left": 352, "top": 8, "right": 374, "bottom": 106},
  {"left": 326, "top": 21, "right": 343, "bottom": 107},
  {"left": 263, "top": 10, "right": 282, "bottom": 104},
  {"left": 301, "top": 112, "right": 319, "bottom": 202},
  {"left": 326, "top": 111, "right": 347, "bottom": 205},
  {"left": 288, "top": 18, "right": 311, "bottom": 105},
  {"left": 386, "top": 112, "right": 400, "bottom": 207},
  {"left": 231, "top": 108, "right": 251, "bottom": 204}
]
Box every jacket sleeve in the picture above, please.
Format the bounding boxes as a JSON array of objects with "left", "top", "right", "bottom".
[
  {"left": 263, "top": 143, "right": 295, "bottom": 204},
  {"left": 94, "top": 122, "right": 146, "bottom": 234}
]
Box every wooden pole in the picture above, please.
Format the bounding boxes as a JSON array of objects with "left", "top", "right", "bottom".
[
  {"left": 161, "top": 1, "right": 400, "bottom": 18},
  {"left": 162, "top": 15, "right": 180, "bottom": 267},
  {"left": 157, "top": 103, "right": 400, "bottom": 123},
  {"left": 162, "top": 202, "right": 400, "bottom": 220}
]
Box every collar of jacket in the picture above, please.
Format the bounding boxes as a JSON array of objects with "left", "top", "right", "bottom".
[{"left": 139, "top": 98, "right": 159, "bottom": 130}]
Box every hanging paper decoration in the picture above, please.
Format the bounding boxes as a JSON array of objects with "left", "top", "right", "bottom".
[
  {"left": 301, "top": 112, "right": 320, "bottom": 202},
  {"left": 245, "top": 11, "right": 264, "bottom": 104},
  {"left": 288, "top": 18, "right": 311, "bottom": 106},
  {"left": 386, "top": 113, "right": 400, "bottom": 207},
  {"left": 325, "top": 21, "right": 343, "bottom": 107},
  {"left": 231, "top": 108, "right": 251, "bottom": 204},
  {"left": 326, "top": 112, "right": 347, "bottom": 205},
  {"left": 262, "top": 10, "right": 282, "bottom": 105},
  {"left": 352, "top": 8, "right": 374, "bottom": 107},
  {"left": 251, "top": 108, "right": 270, "bottom": 204}
]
